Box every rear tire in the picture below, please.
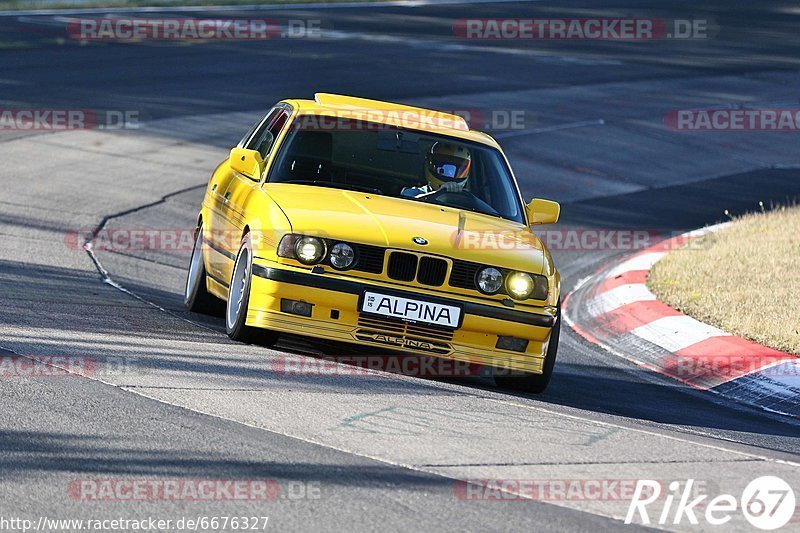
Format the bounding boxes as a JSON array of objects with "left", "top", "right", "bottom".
[
  {"left": 494, "top": 305, "right": 561, "bottom": 394},
  {"left": 184, "top": 223, "right": 221, "bottom": 315},
  {"left": 226, "top": 233, "right": 280, "bottom": 346}
]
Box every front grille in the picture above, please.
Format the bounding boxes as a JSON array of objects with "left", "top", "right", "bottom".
[
  {"left": 358, "top": 315, "right": 455, "bottom": 340},
  {"left": 353, "top": 243, "right": 386, "bottom": 274},
  {"left": 449, "top": 259, "right": 481, "bottom": 290},
  {"left": 387, "top": 252, "right": 418, "bottom": 281},
  {"left": 356, "top": 314, "right": 454, "bottom": 355},
  {"left": 417, "top": 256, "right": 447, "bottom": 286}
]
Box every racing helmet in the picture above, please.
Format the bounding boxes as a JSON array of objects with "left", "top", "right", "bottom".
[{"left": 424, "top": 142, "right": 471, "bottom": 190}]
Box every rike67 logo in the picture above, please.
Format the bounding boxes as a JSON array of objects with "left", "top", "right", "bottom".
[{"left": 626, "top": 476, "right": 796, "bottom": 530}]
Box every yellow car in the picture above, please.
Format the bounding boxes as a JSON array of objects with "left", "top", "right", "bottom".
[{"left": 185, "top": 94, "right": 561, "bottom": 392}]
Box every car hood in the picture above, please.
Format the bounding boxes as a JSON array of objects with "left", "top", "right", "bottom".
[{"left": 264, "top": 184, "right": 547, "bottom": 274}]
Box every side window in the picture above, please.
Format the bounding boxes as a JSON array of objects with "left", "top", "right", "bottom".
[
  {"left": 251, "top": 110, "right": 289, "bottom": 159},
  {"left": 243, "top": 108, "right": 280, "bottom": 151},
  {"left": 238, "top": 119, "right": 262, "bottom": 148}
]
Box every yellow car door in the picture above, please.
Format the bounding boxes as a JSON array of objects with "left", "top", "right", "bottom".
[{"left": 217, "top": 105, "right": 292, "bottom": 285}]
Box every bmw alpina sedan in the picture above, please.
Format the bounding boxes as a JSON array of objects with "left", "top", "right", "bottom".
[{"left": 185, "top": 93, "right": 561, "bottom": 392}]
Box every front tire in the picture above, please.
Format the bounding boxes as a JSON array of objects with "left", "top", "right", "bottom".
[
  {"left": 185, "top": 222, "right": 220, "bottom": 315},
  {"left": 494, "top": 306, "right": 561, "bottom": 394},
  {"left": 226, "top": 233, "right": 279, "bottom": 346}
]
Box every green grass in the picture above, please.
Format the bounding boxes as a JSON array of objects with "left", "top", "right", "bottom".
[{"left": 648, "top": 205, "right": 800, "bottom": 356}]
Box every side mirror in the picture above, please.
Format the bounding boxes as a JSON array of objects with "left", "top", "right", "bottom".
[
  {"left": 526, "top": 198, "right": 560, "bottom": 226},
  {"left": 229, "top": 148, "right": 264, "bottom": 180}
]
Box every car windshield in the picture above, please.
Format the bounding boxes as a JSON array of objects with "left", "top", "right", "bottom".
[{"left": 267, "top": 115, "right": 525, "bottom": 224}]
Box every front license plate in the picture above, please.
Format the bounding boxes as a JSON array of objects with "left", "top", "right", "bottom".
[{"left": 362, "top": 291, "right": 461, "bottom": 328}]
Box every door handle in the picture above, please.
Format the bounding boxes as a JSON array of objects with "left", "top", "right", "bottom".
[{"left": 224, "top": 191, "right": 231, "bottom": 201}]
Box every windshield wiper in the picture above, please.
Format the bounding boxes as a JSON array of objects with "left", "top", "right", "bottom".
[{"left": 282, "top": 180, "right": 383, "bottom": 195}]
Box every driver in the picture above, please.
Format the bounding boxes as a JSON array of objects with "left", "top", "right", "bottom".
[{"left": 402, "top": 142, "right": 471, "bottom": 198}]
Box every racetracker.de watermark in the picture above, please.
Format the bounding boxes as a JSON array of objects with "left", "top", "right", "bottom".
[
  {"left": 0, "top": 355, "right": 96, "bottom": 378},
  {"left": 65, "top": 228, "right": 711, "bottom": 254},
  {"left": 453, "top": 229, "right": 710, "bottom": 252},
  {"left": 0, "top": 109, "right": 139, "bottom": 130},
  {"left": 453, "top": 478, "right": 714, "bottom": 501},
  {"left": 665, "top": 108, "right": 800, "bottom": 131},
  {"left": 453, "top": 18, "right": 711, "bottom": 40},
  {"left": 65, "top": 228, "right": 199, "bottom": 253},
  {"left": 663, "top": 355, "right": 800, "bottom": 379},
  {"left": 288, "top": 108, "right": 533, "bottom": 133},
  {"left": 272, "top": 355, "right": 485, "bottom": 378},
  {"left": 68, "top": 479, "right": 321, "bottom": 501},
  {"left": 0, "top": 355, "right": 145, "bottom": 378},
  {"left": 66, "top": 18, "right": 323, "bottom": 41}
]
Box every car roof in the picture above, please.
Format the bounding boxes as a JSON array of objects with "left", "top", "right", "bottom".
[{"left": 281, "top": 93, "right": 501, "bottom": 149}]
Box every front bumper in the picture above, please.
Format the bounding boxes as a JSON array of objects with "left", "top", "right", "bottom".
[{"left": 246, "top": 259, "right": 558, "bottom": 374}]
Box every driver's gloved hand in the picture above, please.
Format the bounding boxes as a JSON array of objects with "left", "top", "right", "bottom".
[{"left": 440, "top": 181, "right": 465, "bottom": 192}]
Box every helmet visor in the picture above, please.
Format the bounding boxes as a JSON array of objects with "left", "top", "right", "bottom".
[{"left": 426, "top": 154, "right": 471, "bottom": 183}]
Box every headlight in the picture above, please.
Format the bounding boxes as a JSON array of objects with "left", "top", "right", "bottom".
[
  {"left": 295, "top": 237, "right": 325, "bottom": 265},
  {"left": 506, "top": 272, "right": 534, "bottom": 300},
  {"left": 329, "top": 242, "right": 355, "bottom": 270},
  {"left": 476, "top": 267, "right": 503, "bottom": 294},
  {"left": 505, "top": 272, "right": 549, "bottom": 300}
]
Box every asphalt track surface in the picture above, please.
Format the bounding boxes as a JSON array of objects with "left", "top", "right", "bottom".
[{"left": 0, "top": 1, "right": 799, "bottom": 531}]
